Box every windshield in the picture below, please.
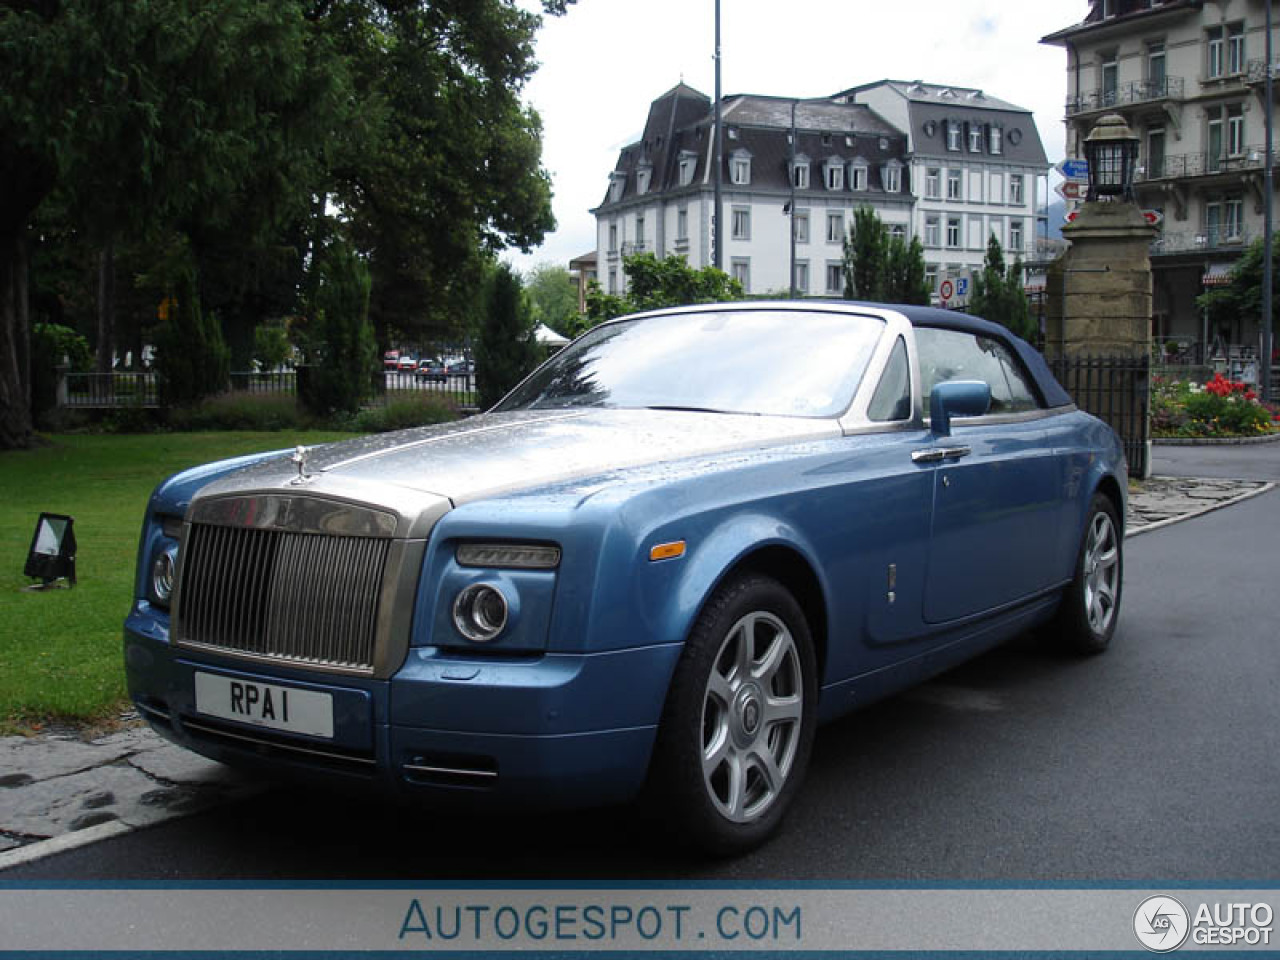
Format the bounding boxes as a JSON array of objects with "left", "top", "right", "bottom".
[{"left": 496, "top": 309, "right": 884, "bottom": 418}]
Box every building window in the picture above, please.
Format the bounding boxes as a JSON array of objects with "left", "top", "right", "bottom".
[
  {"left": 825, "top": 161, "right": 844, "bottom": 191},
  {"left": 925, "top": 168, "right": 941, "bottom": 199},
  {"left": 1146, "top": 127, "right": 1166, "bottom": 179},
  {"left": 989, "top": 125, "right": 1002, "bottom": 155},
  {"left": 792, "top": 159, "right": 810, "bottom": 189},
  {"left": 1009, "top": 219, "right": 1024, "bottom": 253},
  {"left": 636, "top": 167, "right": 651, "bottom": 195},
  {"left": 882, "top": 163, "right": 901, "bottom": 193},
  {"left": 1207, "top": 25, "right": 1225, "bottom": 78},
  {"left": 925, "top": 264, "right": 938, "bottom": 294},
  {"left": 794, "top": 210, "right": 810, "bottom": 243},
  {"left": 925, "top": 215, "right": 941, "bottom": 247},
  {"left": 731, "top": 207, "right": 750, "bottom": 240},
  {"left": 946, "top": 120, "right": 962, "bottom": 152},
  {"left": 1101, "top": 52, "right": 1118, "bottom": 106},
  {"left": 732, "top": 258, "right": 750, "bottom": 290},
  {"left": 635, "top": 216, "right": 645, "bottom": 248},
  {"left": 678, "top": 152, "right": 696, "bottom": 187},
  {"left": 1227, "top": 104, "right": 1245, "bottom": 156},
  {"left": 826, "top": 211, "right": 844, "bottom": 243},
  {"left": 731, "top": 152, "right": 751, "bottom": 185},
  {"left": 968, "top": 123, "right": 983, "bottom": 153},
  {"left": 793, "top": 260, "right": 809, "bottom": 294},
  {"left": 1009, "top": 174, "right": 1024, "bottom": 205},
  {"left": 609, "top": 173, "right": 625, "bottom": 203},
  {"left": 676, "top": 207, "right": 688, "bottom": 242},
  {"left": 608, "top": 268, "right": 618, "bottom": 294},
  {"left": 990, "top": 172, "right": 1004, "bottom": 204},
  {"left": 825, "top": 262, "right": 844, "bottom": 294},
  {"left": 947, "top": 169, "right": 962, "bottom": 200},
  {"left": 1227, "top": 22, "right": 1245, "bottom": 75},
  {"left": 608, "top": 222, "right": 618, "bottom": 252},
  {"left": 1148, "top": 41, "right": 1166, "bottom": 92},
  {"left": 1206, "top": 198, "right": 1244, "bottom": 244},
  {"left": 850, "top": 162, "right": 868, "bottom": 191},
  {"left": 946, "top": 216, "right": 962, "bottom": 248},
  {"left": 889, "top": 223, "right": 906, "bottom": 241}
]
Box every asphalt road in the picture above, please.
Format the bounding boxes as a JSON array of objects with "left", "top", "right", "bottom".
[{"left": 6, "top": 445, "right": 1279, "bottom": 882}]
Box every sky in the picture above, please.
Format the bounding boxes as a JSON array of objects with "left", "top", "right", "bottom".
[{"left": 506, "top": 0, "right": 1088, "bottom": 276}]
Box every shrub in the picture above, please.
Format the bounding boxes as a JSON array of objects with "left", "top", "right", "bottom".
[
  {"left": 349, "top": 395, "right": 459, "bottom": 433},
  {"left": 1151, "top": 374, "right": 1275, "bottom": 438}
]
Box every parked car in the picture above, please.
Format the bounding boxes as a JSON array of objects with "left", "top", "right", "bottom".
[
  {"left": 445, "top": 358, "right": 473, "bottom": 376},
  {"left": 415, "top": 358, "right": 447, "bottom": 382},
  {"left": 396, "top": 354, "right": 417, "bottom": 373},
  {"left": 125, "top": 302, "right": 1125, "bottom": 854},
  {"left": 383, "top": 350, "right": 400, "bottom": 371}
]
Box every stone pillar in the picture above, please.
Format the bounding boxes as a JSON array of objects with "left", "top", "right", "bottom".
[{"left": 1045, "top": 201, "right": 1156, "bottom": 477}]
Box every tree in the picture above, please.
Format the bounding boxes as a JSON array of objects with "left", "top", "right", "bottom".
[
  {"left": 298, "top": 240, "right": 377, "bottom": 416},
  {"left": 1196, "top": 237, "right": 1279, "bottom": 348},
  {"left": 153, "top": 267, "right": 231, "bottom": 409},
  {"left": 524, "top": 263, "right": 581, "bottom": 336},
  {"left": 476, "top": 263, "right": 538, "bottom": 409},
  {"left": 583, "top": 253, "right": 744, "bottom": 327},
  {"left": 968, "top": 234, "right": 1034, "bottom": 341},
  {"left": 841, "top": 207, "right": 929, "bottom": 304}
]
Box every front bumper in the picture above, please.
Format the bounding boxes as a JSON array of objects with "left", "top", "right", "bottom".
[{"left": 124, "top": 615, "right": 682, "bottom": 810}]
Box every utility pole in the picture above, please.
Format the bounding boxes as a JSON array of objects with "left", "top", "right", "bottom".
[
  {"left": 712, "top": 0, "right": 723, "bottom": 271},
  {"left": 789, "top": 99, "right": 797, "bottom": 298}
]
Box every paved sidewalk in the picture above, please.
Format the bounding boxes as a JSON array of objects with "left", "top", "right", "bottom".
[{"left": 0, "top": 473, "right": 1273, "bottom": 870}]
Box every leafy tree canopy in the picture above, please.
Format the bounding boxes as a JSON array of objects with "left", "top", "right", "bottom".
[
  {"left": 584, "top": 253, "right": 744, "bottom": 330},
  {"left": 841, "top": 206, "right": 929, "bottom": 305},
  {"left": 523, "top": 262, "right": 581, "bottom": 337},
  {"left": 967, "top": 233, "right": 1034, "bottom": 342},
  {"left": 1196, "top": 237, "right": 1279, "bottom": 340}
]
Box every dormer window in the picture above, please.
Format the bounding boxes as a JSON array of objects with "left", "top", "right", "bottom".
[
  {"left": 968, "top": 123, "right": 984, "bottom": 153},
  {"left": 678, "top": 150, "right": 697, "bottom": 187},
  {"left": 850, "top": 159, "right": 868, "bottom": 192},
  {"left": 636, "top": 163, "right": 652, "bottom": 196},
  {"left": 882, "top": 160, "right": 902, "bottom": 193},
  {"left": 989, "top": 125, "right": 1003, "bottom": 155},
  {"left": 946, "top": 120, "right": 962, "bottom": 152},
  {"left": 792, "top": 154, "right": 810, "bottom": 189},
  {"left": 825, "top": 157, "right": 845, "bottom": 191},
  {"left": 730, "top": 149, "right": 752, "bottom": 186},
  {"left": 609, "top": 171, "right": 625, "bottom": 203}
]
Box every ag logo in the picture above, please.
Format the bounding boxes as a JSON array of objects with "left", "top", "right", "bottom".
[{"left": 1134, "top": 895, "right": 1190, "bottom": 952}]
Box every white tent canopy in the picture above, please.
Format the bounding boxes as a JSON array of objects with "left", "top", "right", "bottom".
[{"left": 533, "top": 323, "right": 570, "bottom": 346}]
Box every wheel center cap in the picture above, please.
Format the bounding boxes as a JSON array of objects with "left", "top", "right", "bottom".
[{"left": 733, "top": 684, "right": 763, "bottom": 743}]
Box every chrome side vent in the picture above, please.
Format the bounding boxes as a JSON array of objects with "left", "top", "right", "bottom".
[{"left": 177, "top": 523, "right": 391, "bottom": 673}]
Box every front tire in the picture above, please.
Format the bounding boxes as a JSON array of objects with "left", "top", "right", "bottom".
[
  {"left": 1054, "top": 493, "right": 1123, "bottom": 654},
  {"left": 649, "top": 573, "right": 817, "bottom": 856}
]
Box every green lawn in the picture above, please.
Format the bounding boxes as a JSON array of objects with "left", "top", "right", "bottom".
[{"left": 0, "top": 431, "right": 351, "bottom": 731}]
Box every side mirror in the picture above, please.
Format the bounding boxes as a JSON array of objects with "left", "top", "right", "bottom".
[{"left": 929, "top": 380, "right": 990, "bottom": 437}]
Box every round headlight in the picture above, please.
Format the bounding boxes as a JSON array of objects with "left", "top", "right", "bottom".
[
  {"left": 452, "top": 583, "right": 509, "bottom": 643},
  {"left": 151, "top": 544, "right": 178, "bottom": 605}
]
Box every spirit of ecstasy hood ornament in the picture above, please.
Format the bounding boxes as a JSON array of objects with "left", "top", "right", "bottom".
[{"left": 290, "top": 445, "right": 312, "bottom": 484}]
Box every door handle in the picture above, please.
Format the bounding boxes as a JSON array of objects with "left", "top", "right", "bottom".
[{"left": 911, "top": 445, "right": 971, "bottom": 464}]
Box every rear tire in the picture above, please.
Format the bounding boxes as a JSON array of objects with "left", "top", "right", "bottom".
[
  {"left": 648, "top": 573, "right": 817, "bottom": 856},
  {"left": 1054, "top": 493, "right": 1123, "bottom": 654}
]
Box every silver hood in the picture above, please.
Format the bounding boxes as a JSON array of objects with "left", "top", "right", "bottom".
[{"left": 191, "top": 409, "right": 840, "bottom": 536}]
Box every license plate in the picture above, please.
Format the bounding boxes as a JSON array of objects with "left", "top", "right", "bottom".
[{"left": 194, "top": 672, "right": 334, "bottom": 739}]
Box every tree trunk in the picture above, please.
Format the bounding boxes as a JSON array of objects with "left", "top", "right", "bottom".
[
  {"left": 96, "top": 239, "right": 117, "bottom": 372},
  {"left": 0, "top": 235, "right": 32, "bottom": 449}
]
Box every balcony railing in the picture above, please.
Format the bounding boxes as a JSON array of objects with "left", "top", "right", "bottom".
[
  {"left": 1135, "top": 145, "right": 1276, "bottom": 183},
  {"left": 1066, "top": 76, "right": 1184, "bottom": 116},
  {"left": 1150, "top": 228, "right": 1253, "bottom": 257},
  {"left": 1246, "top": 58, "right": 1280, "bottom": 84},
  {"left": 619, "top": 241, "right": 648, "bottom": 256}
]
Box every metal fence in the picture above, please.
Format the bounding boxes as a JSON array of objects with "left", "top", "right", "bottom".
[
  {"left": 1049, "top": 354, "right": 1150, "bottom": 478},
  {"left": 60, "top": 369, "right": 478, "bottom": 410}
]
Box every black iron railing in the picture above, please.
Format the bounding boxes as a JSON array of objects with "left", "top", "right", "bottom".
[{"left": 1050, "top": 354, "right": 1151, "bottom": 478}]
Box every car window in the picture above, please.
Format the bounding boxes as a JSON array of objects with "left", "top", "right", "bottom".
[
  {"left": 867, "top": 336, "right": 911, "bottom": 422},
  {"left": 915, "top": 327, "right": 1043, "bottom": 415},
  {"left": 498, "top": 310, "right": 885, "bottom": 418}
]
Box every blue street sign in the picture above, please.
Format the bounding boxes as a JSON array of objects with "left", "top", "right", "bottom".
[
  {"left": 957, "top": 277, "right": 969, "bottom": 296},
  {"left": 1057, "top": 158, "right": 1089, "bottom": 180}
]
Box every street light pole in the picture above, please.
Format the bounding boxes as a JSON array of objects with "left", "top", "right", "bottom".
[
  {"left": 789, "top": 98, "right": 797, "bottom": 299},
  {"left": 712, "top": 0, "right": 723, "bottom": 271},
  {"left": 1262, "top": 0, "right": 1274, "bottom": 402}
]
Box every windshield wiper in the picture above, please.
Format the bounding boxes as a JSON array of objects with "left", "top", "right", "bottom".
[{"left": 644, "top": 405, "right": 753, "bottom": 415}]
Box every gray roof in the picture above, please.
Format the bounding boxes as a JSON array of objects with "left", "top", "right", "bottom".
[{"left": 837, "top": 79, "right": 1032, "bottom": 114}]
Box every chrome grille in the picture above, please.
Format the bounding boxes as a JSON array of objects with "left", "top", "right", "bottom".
[{"left": 177, "top": 523, "right": 391, "bottom": 673}]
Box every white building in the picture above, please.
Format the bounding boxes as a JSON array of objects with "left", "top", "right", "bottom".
[
  {"left": 837, "top": 81, "right": 1050, "bottom": 297},
  {"left": 1042, "top": 0, "right": 1280, "bottom": 357},
  {"left": 592, "top": 81, "right": 1049, "bottom": 304}
]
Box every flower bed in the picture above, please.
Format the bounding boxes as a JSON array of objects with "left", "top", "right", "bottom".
[{"left": 1151, "top": 373, "right": 1279, "bottom": 438}]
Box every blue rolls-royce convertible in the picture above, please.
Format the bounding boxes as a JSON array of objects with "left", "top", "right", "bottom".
[{"left": 125, "top": 301, "right": 1126, "bottom": 854}]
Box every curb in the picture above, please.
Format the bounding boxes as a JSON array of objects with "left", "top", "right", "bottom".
[
  {"left": 0, "top": 820, "right": 133, "bottom": 873},
  {"left": 1154, "top": 433, "right": 1280, "bottom": 446},
  {"left": 1126, "top": 480, "right": 1275, "bottom": 539}
]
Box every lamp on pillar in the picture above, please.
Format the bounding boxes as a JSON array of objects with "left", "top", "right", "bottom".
[{"left": 1083, "top": 114, "right": 1140, "bottom": 203}]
